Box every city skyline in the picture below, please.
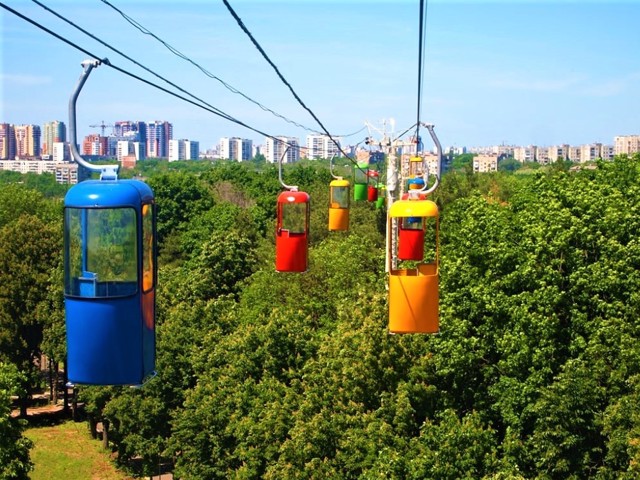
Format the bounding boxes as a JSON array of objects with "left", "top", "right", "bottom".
[{"left": 2, "top": 1, "right": 639, "bottom": 150}]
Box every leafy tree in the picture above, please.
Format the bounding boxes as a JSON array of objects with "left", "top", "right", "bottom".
[
  {"left": 0, "top": 214, "right": 61, "bottom": 416},
  {"left": 147, "top": 172, "right": 214, "bottom": 259},
  {"left": 0, "top": 171, "right": 68, "bottom": 198},
  {"left": 498, "top": 157, "right": 522, "bottom": 172},
  {"left": 35, "top": 265, "right": 66, "bottom": 405},
  {"left": 78, "top": 154, "right": 640, "bottom": 479},
  {"left": 0, "top": 362, "right": 33, "bottom": 479},
  {"left": 449, "top": 153, "right": 474, "bottom": 171}
]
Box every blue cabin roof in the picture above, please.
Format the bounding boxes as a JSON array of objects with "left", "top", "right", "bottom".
[{"left": 64, "top": 179, "right": 154, "bottom": 208}]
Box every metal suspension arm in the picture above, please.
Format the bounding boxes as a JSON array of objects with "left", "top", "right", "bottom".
[
  {"left": 277, "top": 145, "right": 297, "bottom": 191},
  {"left": 69, "top": 59, "right": 119, "bottom": 180},
  {"left": 420, "top": 123, "right": 443, "bottom": 195}
]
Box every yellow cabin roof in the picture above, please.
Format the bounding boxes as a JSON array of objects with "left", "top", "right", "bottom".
[
  {"left": 388, "top": 199, "right": 438, "bottom": 218},
  {"left": 330, "top": 179, "right": 350, "bottom": 187}
]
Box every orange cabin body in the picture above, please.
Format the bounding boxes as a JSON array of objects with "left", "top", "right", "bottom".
[
  {"left": 276, "top": 190, "right": 310, "bottom": 272},
  {"left": 387, "top": 198, "right": 440, "bottom": 334}
]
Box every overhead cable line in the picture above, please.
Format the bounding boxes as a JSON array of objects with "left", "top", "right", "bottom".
[
  {"left": 2, "top": 1, "right": 301, "bottom": 149},
  {"left": 415, "top": 0, "right": 428, "bottom": 153},
  {"left": 31, "top": 0, "right": 230, "bottom": 121},
  {"left": 97, "top": 0, "right": 333, "bottom": 136},
  {"left": 221, "top": 0, "right": 366, "bottom": 171}
]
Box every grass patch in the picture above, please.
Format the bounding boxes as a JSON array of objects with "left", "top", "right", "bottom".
[{"left": 25, "top": 420, "right": 132, "bottom": 480}]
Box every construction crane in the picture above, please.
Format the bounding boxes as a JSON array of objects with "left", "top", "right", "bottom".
[{"left": 89, "top": 120, "right": 114, "bottom": 136}]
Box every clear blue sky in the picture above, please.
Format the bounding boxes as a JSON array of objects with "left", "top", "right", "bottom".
[{"left": 2, "top": 1, "right": 639, "bottom": 150}]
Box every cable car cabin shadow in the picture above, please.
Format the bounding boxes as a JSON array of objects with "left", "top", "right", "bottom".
[{"left": 64, "top": 180, "right": 157, "bottom": 386}]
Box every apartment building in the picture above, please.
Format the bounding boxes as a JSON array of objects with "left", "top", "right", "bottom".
[
  {"left": 567, "top": 146, "right": 582, "bottom": 162},
  {"left": 473, "top": 154, "right": 498, "bottom": 173},
  {"left": 513, "top": 146, "right": 536, "bottom": 163},
  {"left": 52, "top": 142, "right": 70, "bottom": 162},
  {"left": 82, "top": 134, "right": 108, "bottom": 156},
  {"left": 305, "top": 134, "right": 342, "bottom": 160},
  {"left": 55, "top": 162, "right": 81, "bottom": 184},
  {"left": 536, "top": 147, "right": 551, "bottom": 165},
  {"left": 548, "top": 144, "right": 570, "bottom": 162},
  {"left": 0, "top": 124, "right": 16, "bottom": 160},
  {"left": 169, "top": 139, "right": 199, "bottom": 161},
  {"left": 14, "top": 124, "right": 41, "bottom": 158},
  {"left": 265, "top": 136, "right": 299, "bottom": 164},
  {"left": 614, "top": 135, "right": 640, "bottom": 156},
  {"left": 114, "top": 121, "right": 147, "bottom": 144},
  {"left": 117, "top": 140, "right": 146, "bottom": 163},
  {"left": 220, "top": 137, "right": 252, "bottom": 161},
  {"left": 580, "top": 144, "right": 603, "bottom": 163},
  {"left": 147, "top": 121, "right": 173, "bottom": 158},
  {"left": 0, "top": 159, "right": 55, "bottom": 175},
  {"left": 601, "top": 144, "right": 615, "bottom": 160},
  {"left": 42, "top": 121, "right": 66, "bottom": 156}
]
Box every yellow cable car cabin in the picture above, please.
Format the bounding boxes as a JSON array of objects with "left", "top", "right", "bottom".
[
  {"left": 328, "top": 178, "right": 350, "bottom": 231},
  {"left": 387, "top": 197, "right": 439, "bottom": 334}
]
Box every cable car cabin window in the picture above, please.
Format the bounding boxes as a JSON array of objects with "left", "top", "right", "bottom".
[
  {"left": 331, "top": 186, "right": 350, "bottom": 209},
  {"left": 402, "top": 216, "right": 424, "bottom": 230},
  {"left": 420, "top": 216, "right": 438, "bottom": 264},
  {"left": 142, "top": 203, "right": 154, "bottom": 293},
  {"left": 354, "top": 168, "right": 368, "bottom": 184},
  {"left": 280, "top": 202, "right": 307, "bottom": 234},
  {"left": 65, "top": 207, "right": 138, "bottom": 298}
]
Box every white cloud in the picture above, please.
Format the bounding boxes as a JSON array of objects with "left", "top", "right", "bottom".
[
  {"left": 0, "top": 74, "right": 53, "bottom": 87},
  {"left": 488, "top": 74, "right": 585, "bottom": 93},
  {"left": 579, "top": 72, "right": 640, "bottom": 97}
]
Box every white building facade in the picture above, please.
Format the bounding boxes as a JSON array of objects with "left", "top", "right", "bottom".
[
  {"left": 169, "top": 139, "right": 199, "bottom": 162},
  {"left": 265, "top": 136, "right": 300, "bottom": 164},
  {"left": 220, "top": 137, "right": 253, "bottom": 161},
  {"left": 305, "top": 134, "right": 342, "bottom": 160}
]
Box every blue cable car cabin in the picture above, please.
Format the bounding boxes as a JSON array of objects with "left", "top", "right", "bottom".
[{"left": 64, "top": 179, "right": 156, "bottom": 386}]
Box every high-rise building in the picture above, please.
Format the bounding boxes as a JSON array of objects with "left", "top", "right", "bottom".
[
  {"left": 219, "top": 137, "right": 252, "bottom": 161},
  {"left": 42, "top": 121, "right": 66, "bottom": 156},
  {"left": 169, "top": 139, "right": 199, "bottom": 161},
  {"left": 146, "top": 121, "right": 173, "bottom": 158},
  {"left": 52, "top": 142, "right": 70, "bottom": 162},
  {"left": 265, "top": 136, "right": 299, "bottom": 163},
  {"left": 114, "top": 121, "right": 147, "bottom": 144},
  {"left": 305, "top": 134, "right": 342, "bottom": 160},
  {"left": 0, "top": 124, "right": 16, "bottom": 160},
  {"left": 82, "top": 134, "right": 108, "bottom": 156},
  {"left": 14, "top": 124, "right": 41, "bottom": 158}
]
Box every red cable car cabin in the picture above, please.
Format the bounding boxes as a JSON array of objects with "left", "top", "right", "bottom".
[
  {"left": 367, "top": 170, "right": 379, "bottom": 202},
  {"left": 276, "top": 190, "right": 310, "bottom": 272}
]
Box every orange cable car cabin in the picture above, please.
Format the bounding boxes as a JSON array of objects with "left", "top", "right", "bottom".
[
  {"left": 328, "top": 178, "right": 350, "bottom": 231},
  {"left": 387, "top": 197, "right": 439, "bottom": 334}
]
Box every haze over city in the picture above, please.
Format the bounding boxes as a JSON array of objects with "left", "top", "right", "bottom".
[{"left": 2, "top": 0, "right": 639, "bottom": 150}]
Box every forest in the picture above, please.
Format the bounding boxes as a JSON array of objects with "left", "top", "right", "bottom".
[{"left": 2, "top": 154, "right": 640, "bottom": 479}]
